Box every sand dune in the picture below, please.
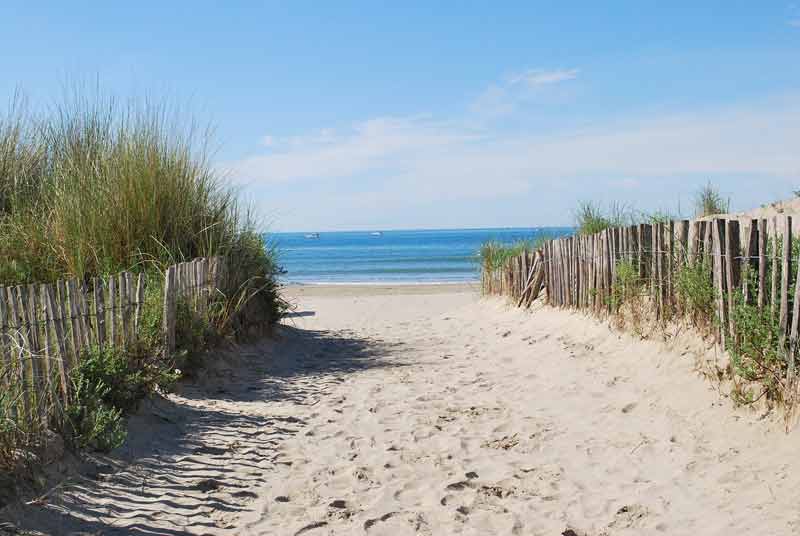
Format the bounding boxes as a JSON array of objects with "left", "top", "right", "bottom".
[{"left": 5, "top": 284, "right": 800, "bottom": 535}]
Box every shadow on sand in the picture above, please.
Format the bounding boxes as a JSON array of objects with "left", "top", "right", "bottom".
[
  {"left": 1, "top": 325, "right": 405, "bottom": 535},
  {"left": 284, "top": 311, "right": 316, "bottom": 318}
]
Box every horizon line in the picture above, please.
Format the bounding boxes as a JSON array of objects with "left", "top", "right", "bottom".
[{"left": 264, "top": 225, "right": 576, "bottom": 235}]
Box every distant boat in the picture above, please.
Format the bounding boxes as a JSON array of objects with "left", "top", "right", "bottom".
[
  {"left": 370, "top": 231, "right": 383, "bottom": 237},
  {"left": 304, "top": 233, "right": 320, "bottom": 239}
]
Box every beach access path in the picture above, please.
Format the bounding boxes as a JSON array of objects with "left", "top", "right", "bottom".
[{"left": 6, "top": 284, "right": 800, "bottom": 535}]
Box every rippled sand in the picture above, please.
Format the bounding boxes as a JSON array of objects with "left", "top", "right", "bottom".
[{"left": 6, "top": 285, "right": 800, "bottom": 535}]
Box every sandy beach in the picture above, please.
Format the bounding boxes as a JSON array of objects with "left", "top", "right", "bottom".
[{"left": 6, "top": 284, "right": 800, "bottom": 535}]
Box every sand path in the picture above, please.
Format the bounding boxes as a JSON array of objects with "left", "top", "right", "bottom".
[{"left": 5, "top": 285, "right": 800, "bottom": 535}]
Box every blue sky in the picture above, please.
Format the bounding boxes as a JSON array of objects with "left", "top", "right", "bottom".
[{"left": 2, "top": 2, "right": 799, "bottom": 231}]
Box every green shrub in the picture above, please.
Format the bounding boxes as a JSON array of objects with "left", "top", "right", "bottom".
[
  {"left": 64, "top": 345, "right": 178, "bottom": 452},
  {"left": 727, "top": 292, "right": 787, "bottom": 405},
  {"left": 676, "top": 260, "right": 716, "bottom": 329},
  {"left": 65, "top": 377, "right": 125, "bottom": 453},
  {"left": 608, "top": 260, "right": 639, "bottom": 307}
]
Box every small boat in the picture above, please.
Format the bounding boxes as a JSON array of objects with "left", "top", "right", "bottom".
[
  {"left": 304, "top": 233, "right": 320, "bottom": 239},
  {"left": 370, "top": 231, "right": 383, "bottom": 237}
]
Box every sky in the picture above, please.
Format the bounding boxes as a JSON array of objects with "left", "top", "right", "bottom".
[{"left": 1, "top": 2, "right": 799, "bottom": 231}]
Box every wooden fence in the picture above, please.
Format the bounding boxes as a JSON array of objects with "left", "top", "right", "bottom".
[
  {"left": 485, "top": 215, "right": 797, "bottom": 354},
  {"left": 0, "top": 256, "right": 238, "bottom": 420}
]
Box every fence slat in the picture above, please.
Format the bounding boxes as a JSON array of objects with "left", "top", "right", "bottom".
[
  {"left": 779, "top": 216, "right": 792, "bottom": 348},
  {"left": 741, "top": 219, "right": 758, "bottom": 305},
  {"left": 0, "top": 291, "right": 10, "bottom": 369},
  {"left": 119, "top": 273, "right": 129, "bottom": 348},
  {"left": 7, "top": 286, "right": 31, "bottom": 419},
  {"left": 108, "top": 277, "right": 117, "bottom": 347},
  {"left": 19, "top": 286, "right": 43, "bottom": 412},
  {"left": 54, "top": 280, "right": 72, "bottom": 370},
  {"left": 771, "top": 217, "right": 779, "bottom": 317},
  {"left": 44, "top": 284, "right": 69, "bottom": 401},
  {"left": 94, "top": 278, "right": 106, "bottom": 348},
  {"left": 725, "top": 220, "right": 740, "bottom": 339},
  {"left": 39, "top": 284, "right": 52, "bottom": 400},
  {"left": 65, "top": 281, "right": 79, "bottom": 355},
  {"left": 134, "top": 273, "right": 145, "bottom": 334},
  {"left": 26, "top": 284, "right": 39, "bottom": 357},
  {"left": 76, "top": 280, "right": 92, "bottom": 350},
  {"left": 712, "top": 219, "right": 727, "bottom": 348},
  {"left": 25, "top": 285, "right": 45, "bottom": 400},
  {"left": 164, "top": 265, "right": 177, "bottom": 353},
  {"left": 758, "top": 219, "right": 767, "bottom": 310}
]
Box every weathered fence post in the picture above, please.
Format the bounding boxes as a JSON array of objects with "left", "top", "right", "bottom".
[
  {"left": 779, "top": 216, "right": 792, "bottom": 349},
  {"left": 712, "top": 219, "right": 727, "bottom": 348},
  {"left": 724, "top": 220, "right": 740, "bottom": 339},
  {"left": 163, "top": 265, "right": 177, "bottom": 353},
  {"left": 758, "top": 219, "right": 767, "bottom": 310}
]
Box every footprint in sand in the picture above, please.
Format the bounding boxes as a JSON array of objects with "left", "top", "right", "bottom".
[
  {"left": 481, "top": 434, "right": 520, "bottom": 450},
  {"left": 294, "top": 521, "right": 328, "bottom": 535},
  {"left": 445, "top": 480, "right": 475, "bottom": 491},
  {"left": 607, "top": 504, "right": 649, "bottom": 530}
]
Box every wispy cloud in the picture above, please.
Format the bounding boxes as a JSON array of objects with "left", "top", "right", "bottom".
[
  {"left": 225, "top": 70, "right": 800, "bottom": 230},
  {"left": 226, "top": 116, "right": 481, "bottom": 185},
  {"left": 506, "top": 68, "right": 579, "bottom": 87},
  {"left": 229, "top": 96, "right": 800, "bottom": 190},
  {"left": 470, "top": 67, "right": 579, "bottom": 117}
]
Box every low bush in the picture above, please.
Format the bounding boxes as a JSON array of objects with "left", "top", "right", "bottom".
[
  {"left": 64, "top": 344, "right": 179, "bottom": 452},
  {"left": 608, "top": 259, "right": 651, "bottom": 334},
  {"left": 726, "top": 295, "right": 786, "bottom": 406},
  {"left": 609, "top": 259, "right": 641, "bottom": 308},
  {"left": 676, "top": 259, "right": 716, "bottom": 332}
]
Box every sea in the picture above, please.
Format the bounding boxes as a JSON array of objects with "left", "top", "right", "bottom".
[{"left": 270, "top": 228, "right": 573, "bottom": 285}]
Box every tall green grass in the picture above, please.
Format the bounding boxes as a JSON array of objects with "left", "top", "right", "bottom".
[
  {"left": 574, "top": 201, "right": 635, "bottom": 235},
  {"left": 694, "top": 181, "right": 728, "bottom": 217},
  {"left": 0, "top": 91, "right": 278, "bottom": 293},
  {"left": 478, "top": 235, "right": 552, "bottom": 296},
  {"left": 0, "top": 90, "right": 286, "bottom": 482},
  {"left": 479, "top": 240, "right": 532, "bottom": 274}
]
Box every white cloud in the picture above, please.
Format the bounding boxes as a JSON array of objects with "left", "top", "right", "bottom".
[
  {"left": 470, "top": 67, "right": 579, "bottom": 117},
  {"left": 225, "top": 74, "right": 800, "bottom": 230},
  {"left": 226, "top": 116, "right": 481, "bottom": 185},
  {"left": 229, "top": 96, "right": 800, "bottom": 193},
  {"left": 507, "top": 68, "right": 579, "bottom": 87}
]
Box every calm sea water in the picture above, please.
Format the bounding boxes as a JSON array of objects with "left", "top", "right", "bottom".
[{"left": 270, "top": 228, "right": 573, "bottom": 285}]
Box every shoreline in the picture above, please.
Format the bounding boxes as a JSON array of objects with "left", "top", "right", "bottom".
[
  {"left": 282, "top": 281, "right": 477, "bottom": 297},
  {"left": 282, "top": 280, "right": 478, "bottom": 287}
]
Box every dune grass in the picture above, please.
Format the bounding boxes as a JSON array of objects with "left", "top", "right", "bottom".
[
  {"left": 694, "top": 181, "right": 728, "bottom": 217},
  {"left": 0, "top": 90, "right": 286, "bottom": 481},
  {"left": 574, "top": 201, "right": 635, "bottom": 235},
  {"left": 1, "top": 93, "right": 265, "bottom": 283},
  {"left": 478, "top": 234, "right": 553, "bottom": 294}
]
